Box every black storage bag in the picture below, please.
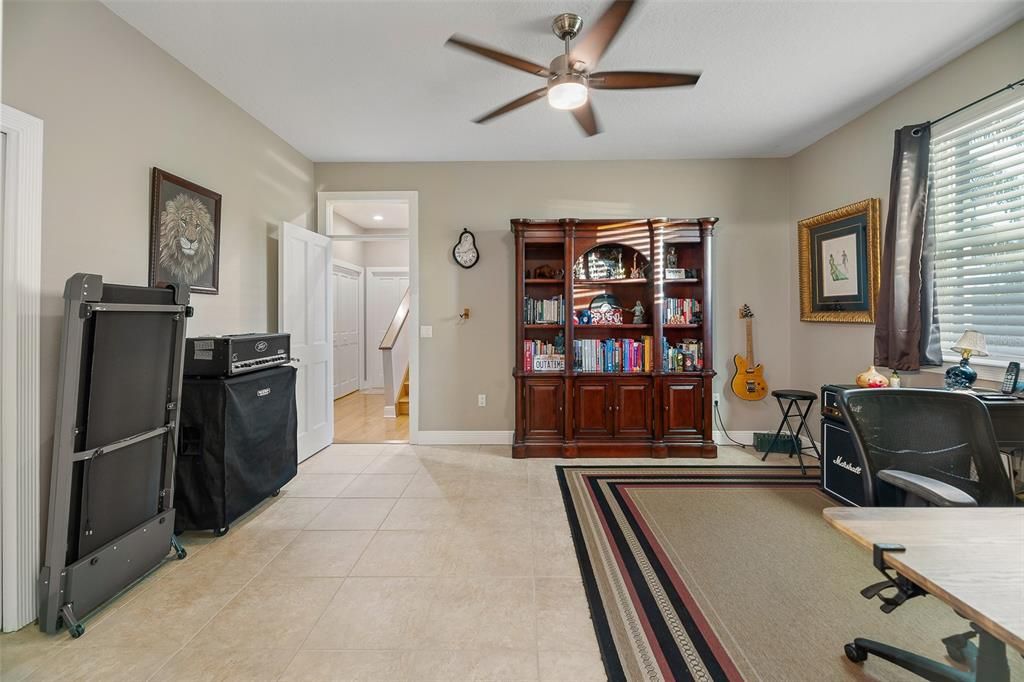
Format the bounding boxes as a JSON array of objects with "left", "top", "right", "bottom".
[{"left": 175, "top": 365, "right": 298, "bottom": 532}]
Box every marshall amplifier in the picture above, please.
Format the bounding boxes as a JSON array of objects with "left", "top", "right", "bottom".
[
  {"left": 820, "top": 384, "right": 868, "bottom": 506},
  {"left": 185, "top": 333, "right": 290, "bottom": 377}
]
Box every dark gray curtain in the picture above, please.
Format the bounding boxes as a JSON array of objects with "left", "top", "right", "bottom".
[{"left": 874, "top": 123, "right": 942, "bottom": 370}]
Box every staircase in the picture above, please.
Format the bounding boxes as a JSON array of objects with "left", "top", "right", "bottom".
[
  {"left": 380, "top": 288, "right": 411, "bottom": 419},
  {"left": 397, "top": 368, "right": 410, "bottom": 416}
]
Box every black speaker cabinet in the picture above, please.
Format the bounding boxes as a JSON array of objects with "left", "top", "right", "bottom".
[
  {"left": 820, "top": 417, "right": 867, "bottom": 506},
  {"left": 175, "top": 365, "right": 298, "bottom": 533}
]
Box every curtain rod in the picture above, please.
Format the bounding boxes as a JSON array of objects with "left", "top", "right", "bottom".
[{"left": 931, "top": 76, "right": 1024, "bottom": 126}]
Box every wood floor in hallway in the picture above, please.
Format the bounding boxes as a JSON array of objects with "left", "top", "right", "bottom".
[{"left": 334, "top": 390, "right": 409, "bottom": 443}]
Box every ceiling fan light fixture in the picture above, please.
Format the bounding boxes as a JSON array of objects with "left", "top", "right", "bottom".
[{"left": 547, "top": 72, "right": 588, "bottom": 110}]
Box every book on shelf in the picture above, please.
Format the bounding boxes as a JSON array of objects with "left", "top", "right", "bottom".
[
  {"left": 662, "top": 338, "right": 704, "bottom": 372},
  {"left": 524, "top": 340, "right": 564, "bottom": 372},
  {"left": 572, "top": 336, "right": 652, "bottom": 373},
  {"left": 523, "top": 294, "right": 565, "bottom": 325},
  {"left": 663, "top": 298, "right": 702, "bottom": 325}
]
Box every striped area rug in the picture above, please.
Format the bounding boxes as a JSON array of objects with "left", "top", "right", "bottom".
[
  {"left": 558, "top": 466, "right": 821, "bottom": 681},
  {"left": 558, "top": 465, "right": 1024, "bottom": 682}
]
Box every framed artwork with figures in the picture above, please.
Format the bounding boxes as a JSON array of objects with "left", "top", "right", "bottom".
[
  {"left": 798, "top": 198, "right": 880, "bottom": 323},
  {"left": 149, "top": 168, "right": 222, "bottom": 294}
]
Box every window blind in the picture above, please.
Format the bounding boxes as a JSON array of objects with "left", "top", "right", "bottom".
[{"left": 928, "top": 89, "right": 1024, "bottom": 364}]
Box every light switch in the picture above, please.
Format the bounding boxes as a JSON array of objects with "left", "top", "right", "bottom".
[{"left": 420, "top": 325, "right": 433, "bottom": 338}]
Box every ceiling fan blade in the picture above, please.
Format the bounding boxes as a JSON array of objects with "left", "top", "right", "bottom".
[
  {"left": 571, "top": 0, "right": 637, "bottom": 70},
  {"left": 570, "top": 100, "right": 601, "bottom": 137},
  {"left": 474, "top": 88, "right": 548, "bottom": 124},
  {"left": 590, "top": 70, "right": 701, "bottom": 89},
  {"left": 446, "top": 35, "right": 550, "bottom": 77}
]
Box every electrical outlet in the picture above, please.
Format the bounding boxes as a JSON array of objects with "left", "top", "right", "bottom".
[
  {"left": 477, "top": 394, "right": 487, "bottom": 407},
  {"left": 420, "top": 325, "right": 433, "bottom": 338},
  {"left": 713, "top": 393, "right": 721, "bottom": 406}
]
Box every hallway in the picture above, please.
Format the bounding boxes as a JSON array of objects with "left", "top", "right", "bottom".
[{"left": 334, "top": 391, "right": 409, "bottom": 443}]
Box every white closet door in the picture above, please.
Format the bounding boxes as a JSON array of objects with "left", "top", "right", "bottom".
[{"left": 333, "top": 268, "right": 360, "bottom": 399}]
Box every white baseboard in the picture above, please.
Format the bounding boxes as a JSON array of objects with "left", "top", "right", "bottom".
[{"left": 416, "top": 430, "right": 514, "bottom": 445}]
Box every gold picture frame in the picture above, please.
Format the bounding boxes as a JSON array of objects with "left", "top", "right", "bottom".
[{"left": 798, "top": 198, "right": 881, "bottom": 323}]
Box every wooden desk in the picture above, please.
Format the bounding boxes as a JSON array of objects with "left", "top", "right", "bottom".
[{"left": 824, "top": 507, "right": 1024, "bottom": 656}]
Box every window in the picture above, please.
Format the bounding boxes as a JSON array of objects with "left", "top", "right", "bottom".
[{"left": 928, "top": 89, "right": 1024, "bottom": 365}]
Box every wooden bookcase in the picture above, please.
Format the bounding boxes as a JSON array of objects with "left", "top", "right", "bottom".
[{"left": 512, "top": 217, "right": 718, "bottom": 459}]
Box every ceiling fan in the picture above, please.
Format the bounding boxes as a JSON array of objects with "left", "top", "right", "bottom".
[{"left": 445, "top": 0, "right": 701, "bottom": 137}]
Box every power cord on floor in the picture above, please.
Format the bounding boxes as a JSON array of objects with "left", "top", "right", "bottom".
[{"left": 713, "top": 399, "right": 750, "bottom": 449}]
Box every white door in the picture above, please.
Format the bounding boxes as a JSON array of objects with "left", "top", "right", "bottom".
[
  {"left": 366, "top": 270, "right": 408, "bottom": 389},
  {"left": 333, "top": 265, "right": 361, "bottom": 399},
  {"left": 279, "top": 222, "right": 333, "bottom": 461}
]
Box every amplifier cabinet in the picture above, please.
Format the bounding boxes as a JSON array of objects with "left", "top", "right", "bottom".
[
  {"left": 175, "top": 365, "right": 297, "bottom": 533},
  {"left": 820, "top": 417, "right": 867, "bottom": 506}
]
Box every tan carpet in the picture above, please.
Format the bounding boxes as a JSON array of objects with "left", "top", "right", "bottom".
[{"left": 558, "top": 466, "right": 1024, "bottom": 681}]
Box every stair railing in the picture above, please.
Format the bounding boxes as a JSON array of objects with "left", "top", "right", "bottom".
[{"left": 379, "top": 287, "right": 410, "bottom": 418}]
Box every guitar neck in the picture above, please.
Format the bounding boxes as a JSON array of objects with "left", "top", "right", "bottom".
[{"left": 745, "top": 318, "right": 754, "bottom": 366}]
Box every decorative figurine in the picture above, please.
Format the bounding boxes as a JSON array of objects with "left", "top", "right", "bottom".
[
  {"left": 856, "top": 365, "right": 889, "bottom": 388},
  {"left": 554, "top": 331, "right": 565, "bottom": 355},
  {"left": 674, "top": 344, "right": 687, "bottom": 372},
  {"left": 615, "top": 251, "right": 626, "bottom": 279},
  {"left": 629, "top": 254, "right": 646, "bottom": 280},
  {"left": 666, "top": 246, "right": 678, "bottom": 270},
  {"left": 579, "top": 309, "right": 592, "bottom": 325},
  {"left": 631, "top": 300, "right": 645, "bottom": 324}
]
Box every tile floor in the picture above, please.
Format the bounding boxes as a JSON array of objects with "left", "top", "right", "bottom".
[{"left": 0, "top": 444, "right": 805, "bottom": 681}]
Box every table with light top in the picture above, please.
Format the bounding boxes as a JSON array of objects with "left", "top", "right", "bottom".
[{"left": 824, "top": 507, "right": 1024, "bottom": 681}]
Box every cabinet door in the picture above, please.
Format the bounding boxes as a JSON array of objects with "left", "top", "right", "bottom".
[
  {"left": 615, "top": 380, "right": 652, "bottom": 438},
  {"left": 662, "top": 379, "right": 702, "bottom": 437},
  {"left": 523, "top": 379, "right": 563, "bottom": 440},
  {"left": 574, "top": 381, "right": 613, "bottom": 439}
]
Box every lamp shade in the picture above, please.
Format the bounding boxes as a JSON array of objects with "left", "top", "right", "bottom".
[{"left": 951, "top": 329, "right": 989, "bottom": 357}]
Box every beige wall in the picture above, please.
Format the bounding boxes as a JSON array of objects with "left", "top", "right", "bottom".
[
  {"left": 3, "top": 0, "right": 314, "bottom": 525},
  {"left": 316, "top": 161, "right": 793, "bottom": 432},
  {"left": 789, "top": 19, "right": 1024, "bottom": 409},
  {"left": 363, "top": 241, "right": 409, "bottom": 268}
]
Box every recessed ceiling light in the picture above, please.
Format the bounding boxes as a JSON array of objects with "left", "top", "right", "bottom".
[{"left": 372, "top": 215, "right": 384, "bottom": 221}]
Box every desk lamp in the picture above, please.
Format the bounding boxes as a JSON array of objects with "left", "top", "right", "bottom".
[{"left": 944, "top": 330, "right": 988, "bottom": 389}]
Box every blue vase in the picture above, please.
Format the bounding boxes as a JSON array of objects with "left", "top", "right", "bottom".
[{"left": 944, "top": 357, "right": 977, "bottom": 390}]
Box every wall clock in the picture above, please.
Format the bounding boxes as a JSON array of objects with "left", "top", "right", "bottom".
[{"left": 453, "top": 228, "right": 479, "bottom": 269}]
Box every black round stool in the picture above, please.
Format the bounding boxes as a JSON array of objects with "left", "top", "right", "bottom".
[{"left": 761, "top": 389, "right": 821, "bottom": 474}]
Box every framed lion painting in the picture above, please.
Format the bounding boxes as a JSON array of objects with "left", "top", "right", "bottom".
[{"left": 149, "top": 168, "right": 222, "bottom": 294}]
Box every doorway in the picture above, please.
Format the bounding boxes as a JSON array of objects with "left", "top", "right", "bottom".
[{"left": 318, "top": 192, "right": 417, "bottom": 445}]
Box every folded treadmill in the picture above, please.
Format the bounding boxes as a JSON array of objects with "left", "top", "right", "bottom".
[{"left": 39, "top": 274, "right": 191, "bottom": 637}]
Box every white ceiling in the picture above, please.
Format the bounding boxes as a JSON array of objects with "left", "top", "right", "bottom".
[
  {"left": 333, "top": 200, "right": 410, "bottom": 230},
  {"left": 104, "top": 1, "right": 1024, "bottom": 162}
]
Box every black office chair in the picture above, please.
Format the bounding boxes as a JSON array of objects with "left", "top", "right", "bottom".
[{"left": 837, "top": 389, "right": 1016, "bottom": 681}]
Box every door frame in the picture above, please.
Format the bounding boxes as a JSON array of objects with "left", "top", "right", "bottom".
[
  {"left": 1, "top": 105, "right": 43, "bottom": 632},
  {"left": 332, "top": 259, "right": 364, "bottom": 396},
  {"left": 318, "top": 191, "right": 420, "bottom": 444}
]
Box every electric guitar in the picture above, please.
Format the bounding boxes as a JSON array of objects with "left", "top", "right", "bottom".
[{"left": 731, "top": 305, "right": 768, "bottom": 401}]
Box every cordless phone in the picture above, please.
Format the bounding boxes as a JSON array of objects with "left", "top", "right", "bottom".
[{"left": 1001, "top": 361, "right": 1021, "bottom": 394}]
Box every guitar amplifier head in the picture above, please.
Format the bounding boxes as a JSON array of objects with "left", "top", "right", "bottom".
[
  {"left": 185, "top": 333, "right": 290, "bottom": 377},
  {"left": 821, "top": 384, "right": 858, "bottom": 422}
]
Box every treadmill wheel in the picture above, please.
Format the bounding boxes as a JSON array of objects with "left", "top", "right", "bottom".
[
  {"left": 844, "top": 643, "right": 867, "bottom": 663},
  {"left": 272, "top": 489, "right": 281, "bottom": 497},
  {"left": 69, "top": 623, "right": 85, "bottom": 639},
  {"left": 214, "top": 526, "right": 230, "bottom": 537}
]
